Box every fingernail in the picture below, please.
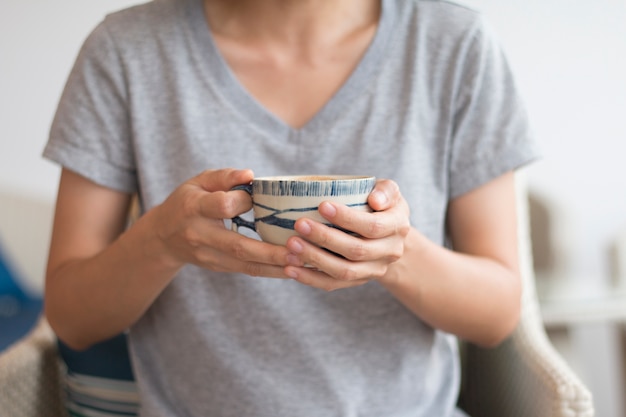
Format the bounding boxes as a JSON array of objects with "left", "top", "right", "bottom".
[
  {"left": 295, "top": 220, "right": 312, "bottom": 235},
  {"left": 371, "top": 190, "right": 387, "bottom": 206},
  {"left": 286, "top": 268, "right": 298, "bottom": 279},
  {"left": 287, "top": 239, "right": 304, "bottom": 253},
  {"left": 319, "top": 202, "right": 337, "bottom": 217}
]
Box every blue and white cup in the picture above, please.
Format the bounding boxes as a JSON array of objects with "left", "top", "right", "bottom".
[{"left": 231, "top": 175, "right": 376, "bottom": 246}]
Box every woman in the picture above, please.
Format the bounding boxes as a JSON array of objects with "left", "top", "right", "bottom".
[{"left": 43, "top": 0, "right": 538, "bottom": 415}]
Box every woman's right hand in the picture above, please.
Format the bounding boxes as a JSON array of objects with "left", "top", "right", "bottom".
[
  {"left": 147, "top": 168, "right": 291, "bottom": 278},
  {"left": 45, "top": 168, "right": 290, "bottom": 350}
]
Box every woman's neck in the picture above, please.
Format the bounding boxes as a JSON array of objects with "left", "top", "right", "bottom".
[
  {"left": 202, "top": 0, "right": 381, "bottom": 128},
  {"left": 203, "top": 0, "right": 380, "bottom": 49}
]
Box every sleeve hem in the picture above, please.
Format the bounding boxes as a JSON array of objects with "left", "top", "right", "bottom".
[
  {"left": 449, "top": 148, "right": 541, "bottom": 200},
  {"left": 42, "top": 142, "right": 137, "bottom": 194}
]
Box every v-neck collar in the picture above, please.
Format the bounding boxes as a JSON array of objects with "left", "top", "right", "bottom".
[{"left": 184, "top": 0, "right": 396, "bottom": 142}]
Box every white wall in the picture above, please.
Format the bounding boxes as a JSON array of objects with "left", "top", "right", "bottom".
[
  {"left": 1, "top": 0, "right": 626, "bottom": 414},
  {"left": 1, "top": 0, "right": 143, "bottom": 202},
  {"left": 0, "top": 0, "right": 144, "bottom": 292},
  {"left": 471, "top": 0, "right": 626, "bottom": 285}
]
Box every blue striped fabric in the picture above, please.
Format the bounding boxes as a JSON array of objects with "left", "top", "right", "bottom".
[
  {"left": 58, "top": 334, "right": 139, "bottom": 416},
  {"left": 65, "top": 373, "right": 139, "bottom": 417}
]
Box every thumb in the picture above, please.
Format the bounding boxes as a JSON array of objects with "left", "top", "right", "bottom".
[
  {"left": 367, "top": 179, "right": 400, "bottom": 212},
  {"left": 192, "top": 168, "right": 254, "bottom": 193}
]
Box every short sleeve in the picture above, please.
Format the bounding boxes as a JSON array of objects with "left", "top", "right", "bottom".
[
  {"left": 43, "top": 19, "right": 137, "bottom": 194},
  {"left": 448, "top": 18, "right": 540, "bottom": 199}
]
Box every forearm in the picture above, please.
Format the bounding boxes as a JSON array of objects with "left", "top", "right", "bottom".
[
  {"left": 379, "top": 228, "right": 521, "bottom": 347},
  {"left": 45, "top": 210, "right": 182, "bottom": 350}
]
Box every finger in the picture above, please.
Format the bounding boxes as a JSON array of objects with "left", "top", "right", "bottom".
[
  {"left": 203, "top": 226, "right": 292, "bottom": 267},
  {"left": 284, "top": 264, "right": 371, "bottom": 291},
  {"left": 317, "top": 201, "right": 404, "bottom": 239},
  {"left": 193, "top": 246, "right": 291, "bottom": 278},
  {"left": 210, "top": 256, "right": 291, "bottom": 279},
  {"left": 187, "top": 227, "right": 292, "bottom": 278},
  {"left": 292, "top": 218, "right": 394, "bottom": 262},
  {"left": 286, "top": 234, "right": 388, "bottom": 280}
]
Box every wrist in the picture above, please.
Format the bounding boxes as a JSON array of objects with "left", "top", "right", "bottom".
[
  {"left": 136, "top": 208, "right": 186, "bottom": 272},
  {"left": 377, "top": 228, "right": 428, "bottom": 292}
]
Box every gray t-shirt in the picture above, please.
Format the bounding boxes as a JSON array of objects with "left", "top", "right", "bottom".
[{"left": 44, "top": 0, "right": 538, "bottom": 416}]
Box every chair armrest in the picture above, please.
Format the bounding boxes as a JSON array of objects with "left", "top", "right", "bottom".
[
  {"left": 0, "top": 316, "right": 67, "bottom": 417},
  {"left": 459, "top": 303, "right": 594, "bottom": 417}
]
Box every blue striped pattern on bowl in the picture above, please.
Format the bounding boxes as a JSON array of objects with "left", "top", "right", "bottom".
[{"left": 252, "top": 176, "right": 375, "bottom": 197}]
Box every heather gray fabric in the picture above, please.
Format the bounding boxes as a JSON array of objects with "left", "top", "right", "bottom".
[{"left": 43, "top": 0, "right": 539, "bottom": 416}]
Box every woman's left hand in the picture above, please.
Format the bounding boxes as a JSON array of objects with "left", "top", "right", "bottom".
[{"left": 284, "top": 179, "right": 411, "bottom": 291}]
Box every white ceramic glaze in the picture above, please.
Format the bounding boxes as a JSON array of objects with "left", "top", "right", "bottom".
[{"left": 232, "top": 175, "right": 376, "bottom": 246}]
